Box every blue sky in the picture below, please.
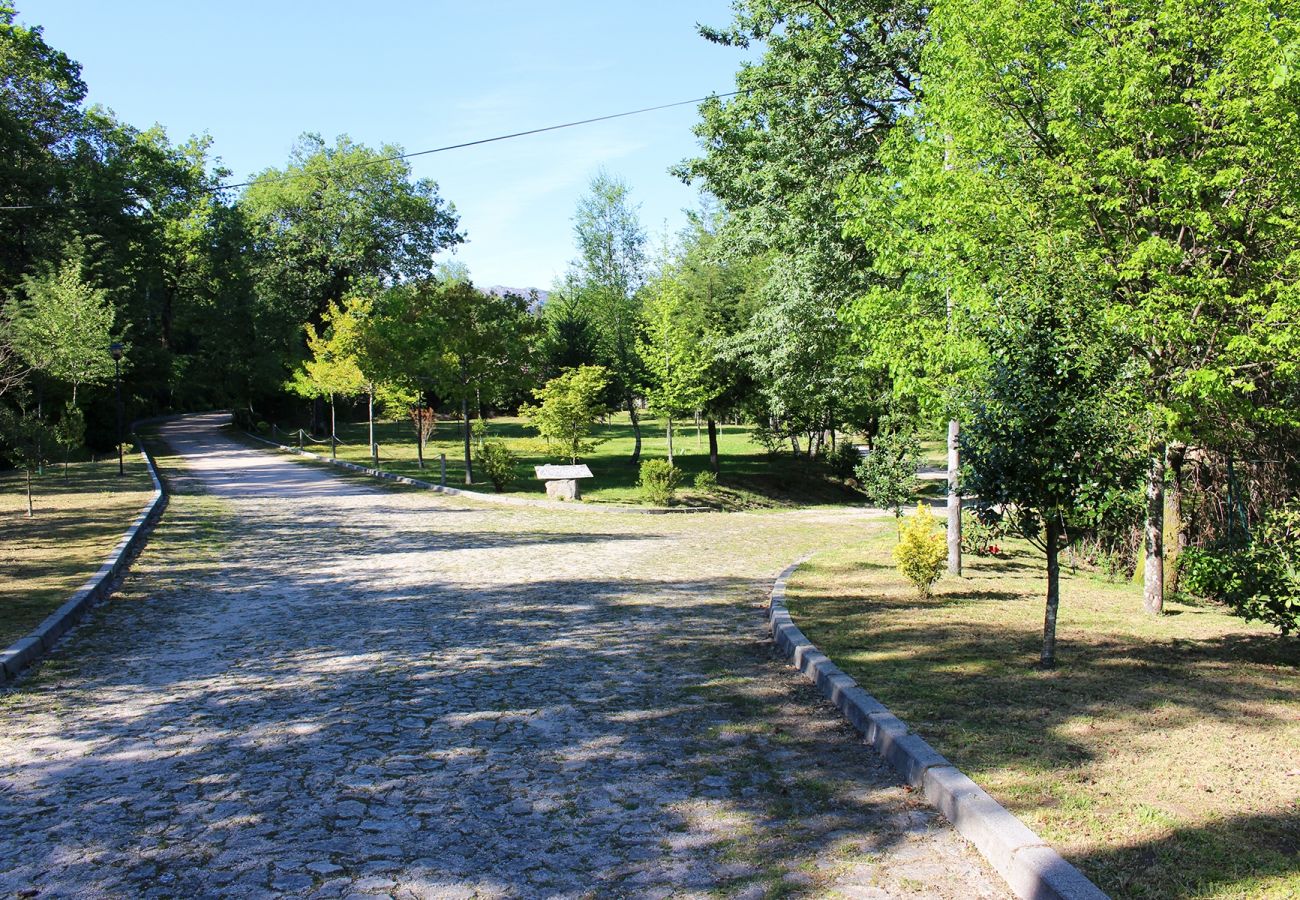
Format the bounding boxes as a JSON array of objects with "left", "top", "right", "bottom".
[{"left": 25, "top": 2, "right": 756, "bottom": 289}]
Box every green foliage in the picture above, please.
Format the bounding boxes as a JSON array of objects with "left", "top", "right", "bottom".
[
  {"left": 520, "top": 366, "right": 610, "bottom": 464},
  {"left": 855, "top": 429, "right": 920, "bottom": 521},
  {"left": 825, "top": 440, "right": 862, "bottom": 481},
  {"left": 1181, "top": 503, "right": 1300, "bottom": 635},
  {"left": 961, "top": 508, "right": 1009, "bottom": 557},
  {"left": 242, "top": 133, "right": 462, "bottom": 355},
  {"left": 6, "top": 250, "right": 118, "bottom": 401},
  {"left": 893, "top": 504, "right": 947, "bottom": 599},
  {"left": 693, "top": 469, "right": 718, "bottom": 492},
  {"left": 475, "top": 439, "right": 519, "bottom": 493},
  {"left": 53, "top": 402, "right": 85, "bottom": 456},
  {"left": 638, "top": 459, "right": 681, "bottom": 506}
]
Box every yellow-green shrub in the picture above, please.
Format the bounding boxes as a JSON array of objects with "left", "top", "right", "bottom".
[{"left": 893, "top": 504, "right": 947, "bottom": 598}]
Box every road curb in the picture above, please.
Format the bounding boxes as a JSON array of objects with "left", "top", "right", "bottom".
[
  {"left": 769, "top": 557, "right": 1108, "bottom": 900},
  {"left": 240, "top": 430, "right": 713, "bottom": 515},
  {"left": 0, "top": 443, "right": 167, "bottom": 684}
]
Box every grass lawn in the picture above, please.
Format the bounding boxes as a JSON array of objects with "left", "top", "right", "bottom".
[
  {"left": 0, "top": 454, "right": 154, "bottom": 648},
  {"left": 785, "top": 531, "right": 1300, "bottom": 899},
  {"left": 261, "top": 413, "right": 865, "bottom": 509}
]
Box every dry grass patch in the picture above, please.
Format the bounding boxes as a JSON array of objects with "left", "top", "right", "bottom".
[
  {"left": 786, "top": 533, "right": 1300, "bottom": 900},
  {"left": 0, "top": 456, "right": 154, "bottom": 647}
]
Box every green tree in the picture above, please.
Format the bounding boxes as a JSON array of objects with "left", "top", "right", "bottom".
[
  {"left": 569, "top": 172, "right": 647, "bottom": 464},
  {"left": 639, "top": 274, "right": 713, "bottom": 466},
  {"left": 863, "top": 0, "right": 1300, "bottom": 616},
  {"left": 959, "top": 295, "right": 1145, "bottom": 668},
  {"left": 242, "top": 133, "right": 462, "bottom": 386},
  {"left": 521, "top": 366, "right": 610, "bottom": 464},
  {"left": 7, "top": 250, "right": 118, "bottom": 405},
  {"left": 286, "top": 304, "right": 367, "bottom": 459},
  {"left": 855, "top": 426, "right": 920, "bottom": 537},
  {"left": 0, "top": 400, "right": 52, "bottom": 517}
]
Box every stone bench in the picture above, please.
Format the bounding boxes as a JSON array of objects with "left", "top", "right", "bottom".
[{"left": 535, "top": 464, "right": 594, "bottom": 501}]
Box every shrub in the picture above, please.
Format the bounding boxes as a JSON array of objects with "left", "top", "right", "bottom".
[
  {"left": 255, "top": 420, "right": 271, "bottom": 435},
  {"left": 855, "top": 428, "right": 921, "bottom": 522},
  {"left": 476, "top": 440, "right": 518, "bottom": 493},
  {"left": 961, "top": 507, "right": 1009, "bottom": 556},
  {"left": 894, "top": 504, "right": 947, "bottom": 599},
  {"left": 639, "top": 459, "right": 681, "bottom": 505},
  {"left": 826, "top": 440, "right": 862, "bottom": 481},
  {"left": 693, "top": 469, "right": 718, "bottom": 492},
  {"left": 1181, "top": 501, "right": 1300, "bottom": 634}
]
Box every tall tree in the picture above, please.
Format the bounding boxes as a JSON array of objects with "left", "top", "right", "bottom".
[
  {"left": 865, "top": 0, "right": 1300, "bottom": 614},
  {"left": 241, "top": 133, "right": 463, "bottom": 392},
  {"left": 569, "top": 171, "right": 648, "bottom": 464},
  {"left": 639, "top": 274, "right": 713, "bottom": 466}
]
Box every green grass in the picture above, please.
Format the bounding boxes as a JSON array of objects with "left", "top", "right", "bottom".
[
  {"left": 786, "top": 531, "right": 1300, "bottom": 900},
  {"left": 259, "top": 412, "right": 865, "bottom": 509},
  {"left": 0, "top": 453, "right": 154, "bottom": 647}
]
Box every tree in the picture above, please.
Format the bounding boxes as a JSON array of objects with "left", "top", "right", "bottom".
[
  {"left": 569, "top": 172, "right": 648, "bottom": 464},
  {"left": 7, "top": 250, "right": 117, "bottom": 405},
  {"left": 855, "top": 426, "right": 920, "bottom": 537},
  {"left": 286, "top": 305, "right": 367, "bottom": 459},
  {"left": 521, "top": 366, "right": 610, "bottom": 464},
  {"left": 887, "top": 0, "right": 1300, "bottom": 615},
  {"left": 427, "top": 272, "right": 538, "bottom": 485},
  {"left": 241, "top": 133, "right": 463, "bottom": 386},
  {"left": 639, "top": 274, "right": 713, "bottom": 466},
  {"left": 960, "top": 294, "right": 1144, "bottom": 668},
  {"left": 0, "top": 401, "right": 53, "bottom": 517}
]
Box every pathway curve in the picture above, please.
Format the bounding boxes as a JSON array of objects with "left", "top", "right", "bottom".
[{"left": 0, "top": 413, "right": 1003, "bottom": 899}]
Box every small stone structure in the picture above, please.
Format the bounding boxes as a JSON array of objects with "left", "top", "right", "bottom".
[{"left": 534, "top": 464, "right": 593, "bottom": 501}]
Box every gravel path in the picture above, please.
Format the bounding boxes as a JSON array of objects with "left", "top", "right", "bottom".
[{"left": 0, "top": 413, "right": 1003, "bottom": 899}]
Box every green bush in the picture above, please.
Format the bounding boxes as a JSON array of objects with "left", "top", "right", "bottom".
[
  {"left": 961, "top": 508, "right": 1009, "bottom": 556},
  {"left": 894, "top": 504, "right": 947, "bottom": 599},
  {"left": 1181, "top": 501, "right": 1300, "bottom": 634},
  {"left": 255, "top": 420, "right": 271, "bottom": 435},
  {"left": 826, "top": 440, "right": 862, "bottom": 481},
  {"left": 476, "top": 440, "right": 518, "bottom": 493},
  {"left": 693, "top": 469, "right": 718, "bottom": 492},
  {"left": 639, "top": 459, "right": 681, "bottom": 505}
]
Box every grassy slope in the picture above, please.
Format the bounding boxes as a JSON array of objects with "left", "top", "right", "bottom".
[
  {"left": 0, "top": 456, "right": 154, "bottom": 647},
  {"left": 267, "top": 413, "right": 864, "bottom": 509},
  {"left": 786, "top": 531, "right": 1300, "bottom": 899}
]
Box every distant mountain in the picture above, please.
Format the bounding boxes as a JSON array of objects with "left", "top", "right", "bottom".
[{"left": 484, "top": 285, "right": 549, "bottom": 311}]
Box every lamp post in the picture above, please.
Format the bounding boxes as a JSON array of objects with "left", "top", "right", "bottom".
[{"left": 110, "top": 342, "right": 124, "bottom": 476}]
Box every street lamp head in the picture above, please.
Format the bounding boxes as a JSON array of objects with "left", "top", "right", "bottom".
[{"left": 109, "top": 342, "right": 124, "bottom": 361}]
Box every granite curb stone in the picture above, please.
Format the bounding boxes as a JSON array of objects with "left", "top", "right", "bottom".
[
  {"left": 242, "top": 430, "right": 713, "bottom": 515},
  {"left": 768, "top": 556, "right": 1108, "bottom": 900},
  {"left": 0, "top": 443, "right": 167, "bottom": 683}
]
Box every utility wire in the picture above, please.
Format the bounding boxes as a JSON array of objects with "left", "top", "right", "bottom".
[{"left": 0, "top": 87, "right": 751, "bottom": 211}]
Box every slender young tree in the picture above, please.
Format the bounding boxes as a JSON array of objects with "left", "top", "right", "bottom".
[{"left": 569, "top": 172, "right": 648, "bottom": 464}]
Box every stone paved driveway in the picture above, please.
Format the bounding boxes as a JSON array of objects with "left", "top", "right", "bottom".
[{"left": 0, "top": 414, "right": 1004, "bottom": 899}]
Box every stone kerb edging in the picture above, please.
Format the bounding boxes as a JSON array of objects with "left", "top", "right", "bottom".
[
  {"left": 0, "top": 445, "right": 167, "bottom": 684},
  {"left": 768, "top": 557, "right": 1108, "bottom": 900},
  {"left": 241, "top": 430, "right": 713, "bottom": 515}
]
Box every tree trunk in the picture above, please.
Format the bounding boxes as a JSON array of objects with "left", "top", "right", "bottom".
[
  {"left": 627, "top": 396, "right": 642, "bottom": 465},
  {"left": 707, "top": 418, "right": 719, "bottom": 473},
  {"left": 1042, "top": 516, "right": 1061, "bottom": 668},
  {"left": 462, "top": 397, "right": 474, "bottom": 484},
  {"left": 330, "top": 394, "right": 337, "bottom": 460},
  {"left": 1143, "top": 443, "right": 1166, "bottom": 615},
  {"left": 1166, "top": 442, "right": 1188, "bottom": 593},
  {"left": 947, "top": 418, "right": 962, "bottom": 575},
  {"left": 666, "top": 415, "right": 674, "bottom": 467}
]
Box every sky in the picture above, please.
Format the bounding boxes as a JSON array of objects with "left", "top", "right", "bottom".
[{"left": 23, "top": 1, "right": 757, "bottom": 289}]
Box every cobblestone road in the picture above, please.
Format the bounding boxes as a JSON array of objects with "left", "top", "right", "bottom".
[{"left": 0, "top": 414, "right": 1003, "bottom": 899}]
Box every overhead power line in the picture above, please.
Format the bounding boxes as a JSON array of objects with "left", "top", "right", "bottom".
[{"left": 0, "top": 87, "right": 753, "bottom": 210}]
